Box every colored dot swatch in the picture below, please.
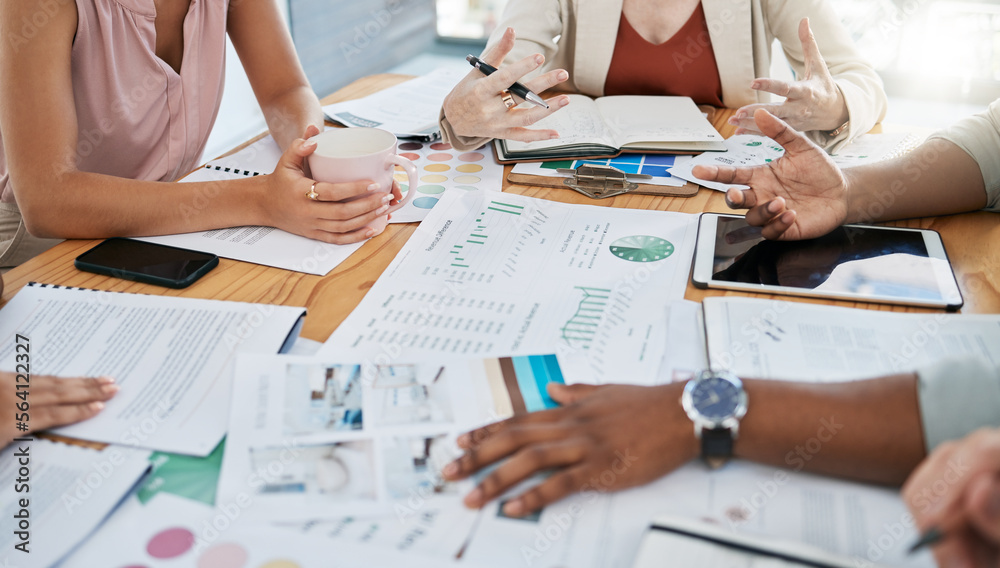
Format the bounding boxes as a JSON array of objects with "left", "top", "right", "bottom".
[
  {"left": 197, "top": 543, "right": 249, "bottom": 568},
  {"left": 423, "top": 164, "right": 450, "bottom": 172},
  {"left": 413, "top": 197, "right": 439, "bottom": 209},
  {"left": 427, "top": 153, "right": 452, "bottom": 162},
  {"left": 398, "top": 142, "right": 423, "bottom": 151},
  {"left": 421, "top": 174, "right": 448, "bottom": 183},
  {"left": 400, "top": 153, "right": 420, "bottom": 161},
  {"left": 456, "top": 164, "right": 483, "bottom": 173},
  {"left": 430, "top": 142, "right": 452, "bottom": 150},
  {"left": 459, "top": 152, "right": 484, "bottom": 162},
  {"left": 417, "top": 185, "right": 445, "bottom": 194},
  {"left": 456, "top": 185, "right": 480, "bottom": 191},
  {"left": 453, "top": 175, "right": 481, "bottom": 184},
  {"left": 147, "top": 528, "right": 195, "bottom": 559},
  {"left": 258, "top": 560, "right": 302, "bottom": 568}
]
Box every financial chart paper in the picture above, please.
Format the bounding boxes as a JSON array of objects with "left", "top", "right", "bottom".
[{"left": 320, "top": 191, "right": 698, "bottom": 384}]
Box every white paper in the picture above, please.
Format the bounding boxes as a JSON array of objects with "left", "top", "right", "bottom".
[
  {"left": 139, "top": 134, "right": 366, "bottom": 276},
  {"left": 656, "top": 300, "right": 708, "bottom": 385},
  {"left": 217, "top": 354, "right": 506, "bottom": 521},
  {"left": 139, "top": 226, "right": 365, "bottom": 277},
  {"left": 318, "top": 190, "right": 698, "bottom": 384},
  {"left": 61, "top": 493, "right": 488, "bottom": 568},
  {"left": 702, "top": 297, "right": 1000, "bottom": 381},
  {"left": 285, "top": 501, "right": 481, "bottom": 560},
  {"left": 0, "top": 439, "right": 151, "bottom": 568},
  {"left": 668, "top": 134, "right": 787, "bottom": 192},
  {"left": 0, "top": 285, "right": 305, "bottom": 455},
  {"left": 461, "top": 461, "right": 932, "bottom": 568},
  {"left": 510, "top": 155, "right": 693, "bottom": 188},
  {"left": 830, "top": 133, "right": 922, "bottom": 169},
  {"left": 323, "top": 67, "right": 467, "bottom": 138}
]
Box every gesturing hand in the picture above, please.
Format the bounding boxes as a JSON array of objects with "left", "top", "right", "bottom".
[
  {"left": 730, "top": 18, "right": 849, "bottom": 136},
  {"left": 1, "top": 373, "right": 119, "bottom": 447},
  {"left": 442, "top": 382, "right": 695, "bottom": 517},
  {"left": 902, "top": 428, "right": 1000, "bottom": 568},
  {"left": 693, "top": 109, "right": 850, "bottom": 241},
  {"left": 443, "top": 27, "right": 571, "bottom": 142}
]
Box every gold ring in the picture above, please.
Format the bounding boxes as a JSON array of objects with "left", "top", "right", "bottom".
[
  {"left": 306, "top": 182, "right": 319, "bottom": 201},
  {"left": 500, "top": 89, "right": 516, "bottom": 110}
]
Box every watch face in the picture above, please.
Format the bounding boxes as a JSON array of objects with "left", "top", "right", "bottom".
[{"left": 690, "top": 376, "right": 741, "bottom": 420}]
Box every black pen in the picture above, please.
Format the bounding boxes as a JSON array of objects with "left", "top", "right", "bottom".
[
  {"left": 466, "top": 55, "right": 549, "bottom": 109},
  {"left": 908, "top": 526, "right": 945, "bottom": 555}
]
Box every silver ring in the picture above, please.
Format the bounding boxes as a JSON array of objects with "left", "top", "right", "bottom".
[
  {"left": 306, "top": 182, "right": 319, "bottom": 201},
  {"left": 500, "top": 89, "right": 516, "bottom": 110}
]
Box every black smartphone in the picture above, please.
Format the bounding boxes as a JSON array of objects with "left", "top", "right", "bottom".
[{"left": 75, "top": 238, "right": 219, "bottom": 289}]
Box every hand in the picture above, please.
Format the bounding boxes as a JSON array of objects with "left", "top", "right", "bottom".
[
  {"left": 442, "top": 27, "right": 571, "bottom": 142},
  {"left": 1, "top": 373, "right": 119, "bottom": 447},
  {"left": 902, "top": 428, "right": 1000, "bottom": 567},
  {"left": 264, "top": 125, "right": 395, "bottom": 245},
  {"left": 442, "top": 382, "right": 696, "bottom": 517},
  {"left": 693, "top": 109, "right": 850, "bottom": 240},
  {"left": 729, "top": 18, "right": 849, "bottom": 136}
]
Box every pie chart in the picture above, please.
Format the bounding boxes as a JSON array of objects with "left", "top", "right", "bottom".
[{"left": 609, "top": 235, "right": 675, "bottom": 262}]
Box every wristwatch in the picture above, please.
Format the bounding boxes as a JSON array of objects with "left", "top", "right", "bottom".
[{"left": 681, "top": 370, "right": 748, "bottom": 469}]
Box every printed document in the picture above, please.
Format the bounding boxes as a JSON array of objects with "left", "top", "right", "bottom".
[
  {"left": 0, "top": 439, "right": 151, "bottom": 568},
  {"left": 142, "top": 135, "right": 367, "bottom": 276},
  {"left": 318, "top": 190, "right": 698, "bottom": 384},
  {"left": 218, "top": 353, "right": 565, "bottom": 522},
  {"left": 702, "top": 297, "right": 1000, "bottom": 381},
  {"left": 0, "top": 284, "right": 305, "bottom": 455}
]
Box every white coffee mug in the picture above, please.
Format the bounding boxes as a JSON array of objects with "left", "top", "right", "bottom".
[{"left": 307, "top": 128, "right": 418, "bottom": 236}]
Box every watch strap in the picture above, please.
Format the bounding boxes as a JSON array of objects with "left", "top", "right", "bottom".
[{"left": 701, "top": 426, "right": 733, "bottom": 469}]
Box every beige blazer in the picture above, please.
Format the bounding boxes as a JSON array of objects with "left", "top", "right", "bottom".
[{"left": 442, "top": 0, "right": 888, "bottom": 152}]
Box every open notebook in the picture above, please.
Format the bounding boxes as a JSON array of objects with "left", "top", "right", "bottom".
[{"left": 494, "top": 95, "right": 726, "bottom": 162}]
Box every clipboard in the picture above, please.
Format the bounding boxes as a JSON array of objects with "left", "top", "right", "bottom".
[{"left": 507, "top": 163, "right": 700, "bottom": 199}]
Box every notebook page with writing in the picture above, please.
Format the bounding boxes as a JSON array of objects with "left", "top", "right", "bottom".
[
  {"left": 597, "top": 96, "right": 724, "bottom": 149},
  {"left": 500, "top": 95, "right": 618, "bottom": 153}
]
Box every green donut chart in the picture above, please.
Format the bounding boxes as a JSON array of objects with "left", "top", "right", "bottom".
[{"left": 609, "top": 235, "right": 675, "bottom": 263}]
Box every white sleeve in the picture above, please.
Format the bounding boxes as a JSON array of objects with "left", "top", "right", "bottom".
[
  {"left": 928, "top": 99, "right": 1000, "bottom": 212},
  {"left": 916, "top": 357, "right": 1000, "bottom": 451}
]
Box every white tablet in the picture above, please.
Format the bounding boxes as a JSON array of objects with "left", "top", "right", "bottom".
[
  {"left": 692, "top": 213, "right": 964, "bottom": 311},
  {"left": 632, "top": 516, "right": 877, "bottom": 568}
]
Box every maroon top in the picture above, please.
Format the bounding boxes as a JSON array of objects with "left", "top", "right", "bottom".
[{"left": 604, "top": 3, "right": 725, "bottom": 107}]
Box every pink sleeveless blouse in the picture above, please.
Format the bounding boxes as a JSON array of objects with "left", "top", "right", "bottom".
[{"left": 0, "top": 0, "right": 228, "bottom": 204}]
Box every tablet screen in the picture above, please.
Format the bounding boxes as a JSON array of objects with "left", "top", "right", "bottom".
[{"left": 710, "top": 217, "right": 947, "bottom": 302}]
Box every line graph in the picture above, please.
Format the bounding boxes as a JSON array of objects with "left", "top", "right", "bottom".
[{"left": 560, "top": 286, "right": 611, "bottom": 349}]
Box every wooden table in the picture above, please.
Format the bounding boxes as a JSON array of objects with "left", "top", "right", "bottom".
[{"left": 3, "top": 74, "right": 999, "bottom": 343}]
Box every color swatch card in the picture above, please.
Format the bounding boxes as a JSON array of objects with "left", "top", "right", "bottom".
[
  {"left": 390, "top": 141, "right": 505, "bottom": 223},
  {"left": 61, "top": 493, "right": 487, "bottom": 568},
  {"left": 510, "top": 154, "right": 694, "bottom": 187}
]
